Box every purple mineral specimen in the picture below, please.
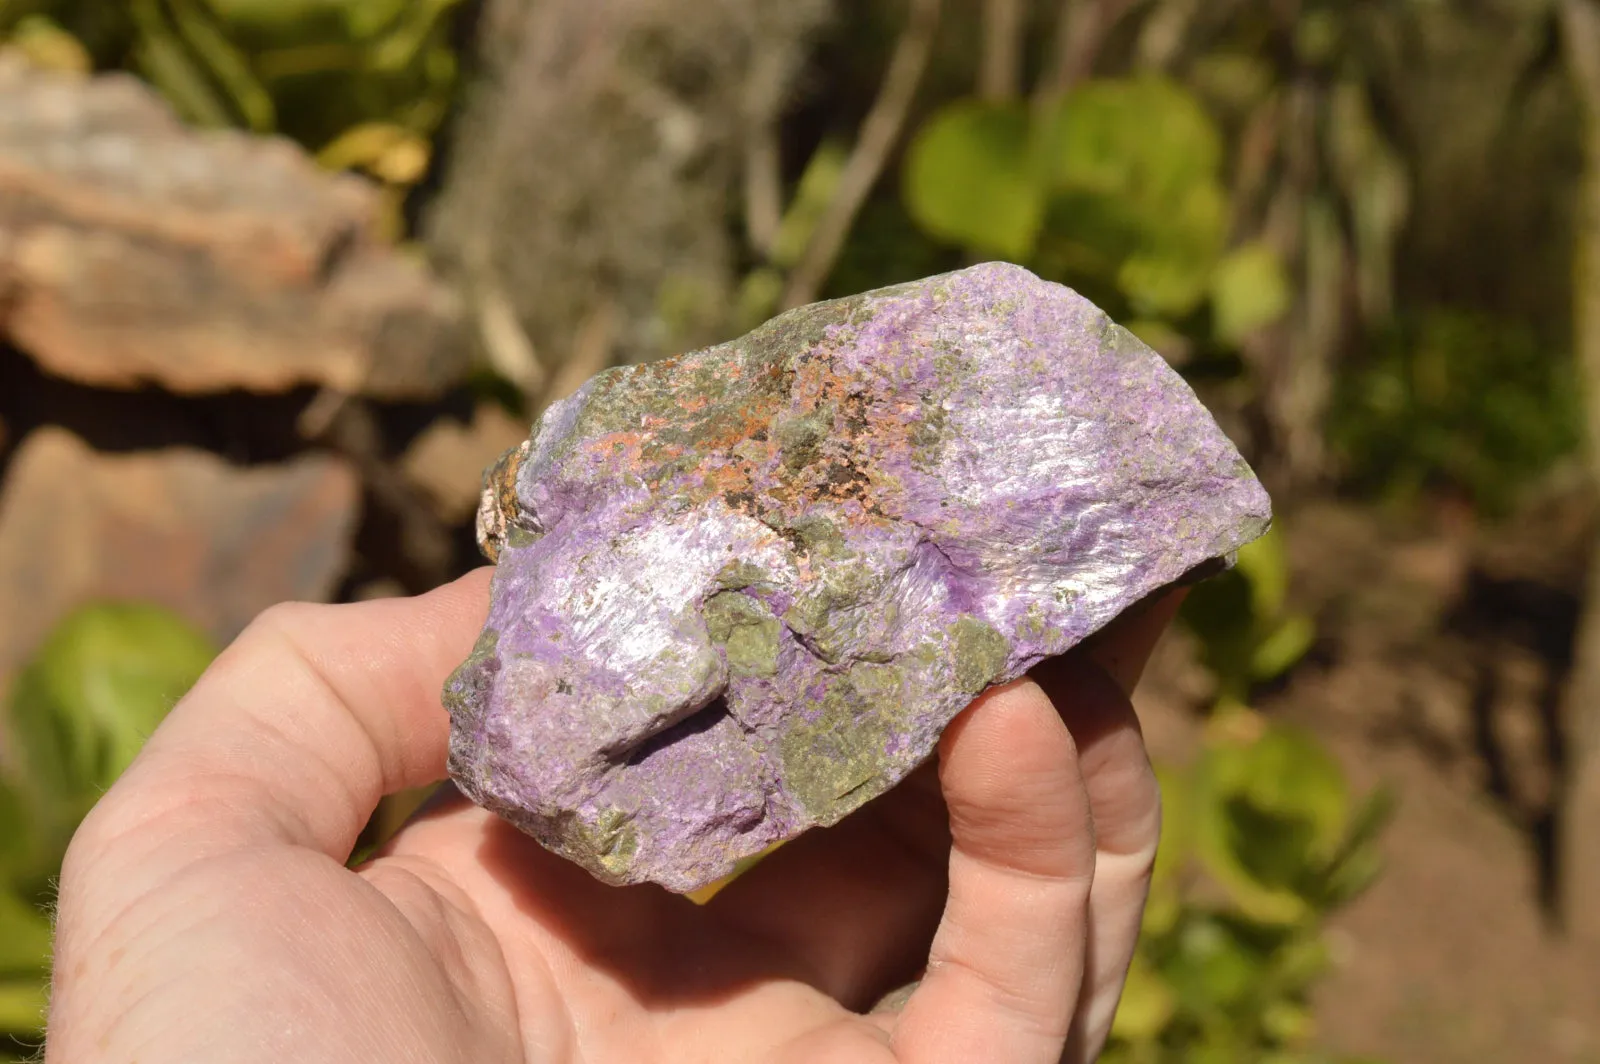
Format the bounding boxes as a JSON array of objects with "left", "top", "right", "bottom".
[{"left": 444, "top": 262, "right": 1271, "bottom": 892}]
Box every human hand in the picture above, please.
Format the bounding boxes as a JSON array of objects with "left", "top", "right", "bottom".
[{"left": 47, "top": 569, "right": 1175, "bottom": 1063}]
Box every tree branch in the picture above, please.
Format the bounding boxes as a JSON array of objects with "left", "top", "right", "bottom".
[
  {"left": 744, "top": 125, "right": 784, "bottom": 260},
  {"left": 780, "top": 0, "right": 942, "bottom": 310},
  {"left": 1555, "top": 0, "right": 1600, "bottom": 944},
  {"left": 1037, "top": 0, "right": 1142, "bottom": 103},
  {"left": 980, "top": 0, "right": 1025, "bottom": 101}
]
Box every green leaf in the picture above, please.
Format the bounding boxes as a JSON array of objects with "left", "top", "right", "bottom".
[
  {"left": 7, "top": 15, "right": 92, "bottom": 73},
  {"left": 0, "top": 975, "right": 45, "bottom": 1040},
  {"left": 0, "top": 891, "right": 50, "bottom": 976},
  {"left": 1031, "top": 78, "right": 1231, "bottom": 317},
  {"left": 1042, "top": 77, "right": 1223, "bottom": 204},
  {"left": 904, "top": 100, "right": 1044, "bottom": 259},
  {"left": 1250, "top": 614, "right": 1316, "bottom": 683},
  {"left": 1110, "top": 953, "right": 1175, "bottom": 1043},
  {"left": 1178, "top": 569, "right": 1259, "bottom": 702},
  {"left": 0, "top": 779, "right": 40, "bottom": 889},
  {"left": 170, "top": 0, "right": 276, "bottom": 131},
  {"left": 1261, "top": 999, "right": 1314, "bottom": 1045},
  {"left": 1118, "top": 232, "right": 1219, "bottom": 318},
  {"left": 8, "top": 603, "right": 217, "bottom": 820},
  {"left": 1316, "top": 787, "right": 1396, "bottom": 907},
  {"left": 1212, "top": 242, "right": 1293, "bottom": 345},
  {"left": 341, "top": 0, "right": 413, "bottom": 40},
  {"left": 132, "top": 0, "right": 235, "bottom": 128},
  {"left": 1144, "top": 763, "right": 1192, "bottom": 937},
  {"left": 773, "top": 141, "right": 849, "bottom": 268},
  {"left": 202, "top": 0, "right": 332, "bottom": 33},
  {"left": 1194, "top": 723, "right": 1351, "bottom": 922},
  {"left": 1164, "top": 915, "right": 1266, "bottom": 1013},
  {"left": 1234, "top": 527, "right": 1292, "bottom": 619}
]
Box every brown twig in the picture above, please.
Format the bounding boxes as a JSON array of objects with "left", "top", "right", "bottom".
[
  {"left": 474, "top": 277, "right": 547, "bottom": 397},
  {"left": 780, "top": 0, "right": 942, "bottom": 310},
  {"left": 980, "top": 0, "right": 1025, "bottom": 101},
  {"left": 744, "top": 126, "right": 784, "bottom": 259},
  {"left": 743, "top": 49, "right": 791, "bottom": 259},
  {"left": 1132, "top": 0, "right": 1200, "bottom": 72},
  {"left": 537, "top": 298, "right": 619, "bottom": 412},
  {"left": 1037, "top": 0, "right": 1143, "bottom": 105}
]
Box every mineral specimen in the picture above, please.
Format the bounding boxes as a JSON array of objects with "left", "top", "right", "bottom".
[{"left": 444, "top": 262, "right": 1271, "bottom": 893}]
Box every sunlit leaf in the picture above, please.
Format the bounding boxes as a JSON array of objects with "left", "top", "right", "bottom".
[
  {"left": 316, "top": 121, "right": 429, "bottom": 182},
  {"left": 132, "top": 0, "right": 235, "bottom": 128},
  {"left": 1194, "top": 723, "right": 1350, "bottom": 922},
  {"left": 0, "top": 892, "right": 50, "bottom": 976},
  {"left": 8, "top": 603, "right": 217, "bottom": 818},
  {"left": 904, "top": 100, "right": 1044, "bottom": 259},
  {"left": 1144, "top": 763, "right": 1192, "bottom": 937},
  {"left": 1164, "top": 915, "right": 1265, "bottom": 1011},
  {"left": 1042, "top": 77, "right": 1223, "bottom": 204},
  {"left": 1261, "top": 999, "right": 1314, "bottom": 1045},
  {"left": 1317, "top": 787, "right": 1396, "bottom": 906},
  {"left": 1271, "top": 933, "right": 1332, "bottom": 989},
  {"left": 0, "top": 976, "right": 45, "bottom": 1041},
  {"left": 0, "top": 780, "right": 38, "bottom": 889},
  {"left": 1110, "top": 953, "right": 1176, "bottom": 1043},
  {"left": 341, "top": 0, "right": 414, "bottom": 41},
  {"left": 774, "top": 141, "right": 849, "bottom": 269},
  {"left": 1234, "top": 527, "right": 1292, "bottom": 618},
  {"left": 1119, "top": 239, "right": 1217, "bottom": 318},
  {"left": 1212, "top": 242, "right": 1293, "bottom": 345},
  {"left": 1250, "top": 614, "right": 1315, "bottom": 683},
  {"left": 1039, "top": 77, "right": 1229, "bottom": 315},
  {"left": 8, "top": 16, "right": 92, "bottom": 74}
]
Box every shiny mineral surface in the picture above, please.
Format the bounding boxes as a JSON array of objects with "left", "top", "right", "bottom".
[{"left": 444, "top": 262, "right": 1271, "bottom": 892}]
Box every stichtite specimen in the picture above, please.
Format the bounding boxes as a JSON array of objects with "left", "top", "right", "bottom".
[{"left": 445, "top": 262, "right": 1271, "bottom": 893}]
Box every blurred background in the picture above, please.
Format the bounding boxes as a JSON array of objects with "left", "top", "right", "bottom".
[{"left": 1, "top": 0, "right": 1597, "bottom": 1060}]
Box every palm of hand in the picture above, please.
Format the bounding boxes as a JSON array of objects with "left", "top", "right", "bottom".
[{"left": 48, "top": 571, "right": 1165, "bottom": 1064}]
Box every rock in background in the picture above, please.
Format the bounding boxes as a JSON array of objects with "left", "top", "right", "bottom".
[
  {"left": 0, "top": 52, "right": 504, "bottom": 699},
  {"left": 0, "top": 429, "right": 358, "bottom": 678},
  {"left": 0, "top": 52, "right": 467, "bottom": 398}
]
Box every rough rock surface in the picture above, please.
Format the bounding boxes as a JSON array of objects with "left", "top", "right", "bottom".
[
  {"left": 445, "top": 263, "right": 1272, "bottom": 892},
  {"left": 0, "top": 427, "right": 359, "bottom": 682},
  {"left": 0, "top": 53, "right": 466, "bottom": 397}
]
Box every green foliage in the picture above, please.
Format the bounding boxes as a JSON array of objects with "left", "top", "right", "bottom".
[
  {"left": 904, "top": 77, "right": 1286, "bottom": 344},
  {"left": 1141, "top": 528, "right": 1388, "bottom": 1063},
  {"left": 1329, "top": 309, "right": 1584, "bottom": 515},
  {"left": 903, "top": 100, "right": 1042, "bottom": 260},
  {"left": 1212, "top": 244, "right": 1294, "bottom": 348},
  {"left": 1107, "top": 714, "right": 1393, "bottom": 1064},
  {"left": 1180, "top": 529, "right": 1317, "bottom": 707},
  {"left": 0, "top": 603, "right": 216, "bottom": 1052}
]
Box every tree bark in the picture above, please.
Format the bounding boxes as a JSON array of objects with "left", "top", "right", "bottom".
[{"left": 1557, "top": 0, "right": 1600, "bottom": 944}]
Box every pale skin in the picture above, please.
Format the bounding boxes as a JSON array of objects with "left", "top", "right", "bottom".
[{"left": 46, "top": 569, "right": 1179, "bottom": 1064}]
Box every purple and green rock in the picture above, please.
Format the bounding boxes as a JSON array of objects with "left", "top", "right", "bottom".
[{"left": 444, "top": 262, "right": 1271, "bottom": 894}]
